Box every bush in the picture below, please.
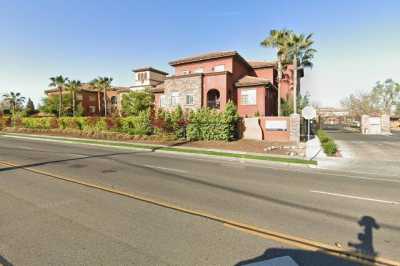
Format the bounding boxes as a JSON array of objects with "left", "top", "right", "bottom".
[
  {"left": 317, "top": 129, "right": 338, "bottom": 156},
  {"left": 119, "top": 111, "right": 152, "bottom": 135},
  {"left": 121, "top": 89, "right": 154, "bottom": 116},
  {"left": 187, "top": 101, "right": 239, "bottom": 141}
]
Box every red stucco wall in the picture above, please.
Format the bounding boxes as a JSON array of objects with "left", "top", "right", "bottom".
[
  {"left": 174, "top": 57, "right": 233, "bottom": 76},
  {"left": 237, "top": 86, "right": 266, "bottom": 117},
  {"left": 260, "top": 116, "right": 290, "bottom": 142}
]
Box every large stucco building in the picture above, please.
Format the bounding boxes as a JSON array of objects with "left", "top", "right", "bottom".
[{"left": 44, "top": 50, "right": 301, "bottom": 118}]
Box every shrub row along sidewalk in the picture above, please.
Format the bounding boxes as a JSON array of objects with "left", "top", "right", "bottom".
[
  {"left": 0, "top": 102, "right": 239, "bottom": 142},
  {"left": 0, "top": 132, "right": 317, "bottom": 166},
  {"left": 316, "top": 129, "right": 338, "bottom": 156}
]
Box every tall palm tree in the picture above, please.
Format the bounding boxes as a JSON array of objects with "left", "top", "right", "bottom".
[
  {"left": 286, "top": 33, "right": 316, "bottom": 114},
  {"left": 2, "top": 91, "right": 25, "bottom": 126},
  {"left": 66, "top": 80, "right": 82, "bottom": 116},
  {"left": 261, "top": 29, "right": 292, "bottom": 116},
  {"left": 90, "top": 77, "right": 113, "bottom": 116},
  {"left": 49, "top": 75, "right": 69, "bottom": 117}
]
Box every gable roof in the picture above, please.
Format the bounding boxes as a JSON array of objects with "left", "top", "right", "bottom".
[
  {"left": 235, "top": 75, "right": 272, "bottom": 87},
  {"left": 169, "top": 51, "right": 238, "bottom": 66},
  {"left": 247, "top": 60, "right": 277, "bottom": 69}
]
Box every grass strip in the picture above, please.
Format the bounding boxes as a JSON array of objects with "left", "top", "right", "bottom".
[{"left": 2, "top": 133, "right": 317, "bottom": 165}]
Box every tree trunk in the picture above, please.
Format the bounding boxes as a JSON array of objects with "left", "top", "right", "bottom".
[
  {"left": 277, "top": 59, "right": 282, "bottom": 116},
  {"left": 293, "top": 58, "right": 298, "bottom": 114},
  {"left": 103, "top": 88, "right": 107, "bottom": 117},
  {"left": 72, "top": 91, "right": 76, "bottom": 117},
  {"left": 97, "top": 91, "right": 101, "bottom": 115},
  {"left": 59, "top": 87, "right": 63, "bottom": 117},
  {"left": 11, "top": 103, "right": 15, "bottom": 127}
]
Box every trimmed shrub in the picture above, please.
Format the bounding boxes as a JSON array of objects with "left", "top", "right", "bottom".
[
  {"left": 120, "top": 111, "right": 152, "bottom": 135},
  {"left": 187, "top": 101, "right": 239, "bottom": 141},
  {"left": 317, "top": 129, "right": 338, "bottom": 156}
]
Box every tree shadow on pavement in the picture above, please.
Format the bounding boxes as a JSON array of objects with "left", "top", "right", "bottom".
[
  {"left": 235, "top": 216, "right": 380, "bottom": 266},
  {"left": 0, "top": 150, "right": 148, "bottom": 173}
]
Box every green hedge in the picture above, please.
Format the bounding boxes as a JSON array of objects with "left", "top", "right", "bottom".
[
  {"left": 317, "top": 129, "right": 337, "bottom": 156},
  {"left": 0, "top": 102, "right": 240, "bottom": 141},
  {"left": 187, "top": 101, "right": 239, "bottom": 141}
]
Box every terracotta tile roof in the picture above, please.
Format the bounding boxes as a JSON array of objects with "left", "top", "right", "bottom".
[
  {"left": 247, "top": 60, "right": 277, "bottom": 69},
  {"left": 169, "top": 51, "right": 238, "bottom": 66},
  {"left": 45, "top": 83, "right": 129, "bottom": 94},
  {"left": 235, "top": 75, "right": 272, "bottom": 87},
  {"left": 132, "top": 66, "right": 168, "bottom": 75}
]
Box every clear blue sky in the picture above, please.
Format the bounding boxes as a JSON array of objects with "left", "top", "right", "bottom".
[{"left": 1, "top": 0, "right": 399, "bottom": 107}]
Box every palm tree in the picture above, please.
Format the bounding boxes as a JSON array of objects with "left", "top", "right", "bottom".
[
  {"left": 2, "top": 91, "right": 25, "bottom": 126},
  {"left": 49, "top": 75, "right": 69, "bottom": 117},
  {"left": 261, "top": 29, "right": 292, "bottom": 116},
  {"left": 66, "top": 80, "right": 82, "bottom": 116},
  {"left": 286, "top": 33, "right": 317, "bottom": 114},
  {"left": 90, "top": 77, "right": 113, "bottom": 116}
]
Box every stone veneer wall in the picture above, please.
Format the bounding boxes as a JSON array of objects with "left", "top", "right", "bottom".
[{"left": 163, "top": 75, "right": 202, "bottom": 111}]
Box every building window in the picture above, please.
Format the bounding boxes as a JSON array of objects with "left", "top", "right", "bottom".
[
  {"left": 89, "top": 106, "right": 96, "bottom": 113},
  {"left": 240, "top": 89, "right": 257, "bottom": 105},
  {"left": 170, "top": 92, "right": 179, "bottom": 106},
  {"left": 76, "top": 94, "right": 83, "bottom": 101},
  {"left": 111, "top": 96, "right": 117, "bottom": 105},
  {"left": 160, "top": 95, "right": 167, "bottom": 107},
  {"left": 194, "top": 68, "right": 203, "bottom": 73},
  {"left": 137, "top": 72, "right": 147, "bottom": 82},
  {"left": 182, "top": 70, "right": 190, "bottom": 75},
  {"left": 186, "top": 94, "right": 194, "bottom": 105},
  {"left": 89, "top": 95, "right": 96, "bottom": 102},
  {"left": 213, "top": 65, "right": 225, "bottom": 72}
]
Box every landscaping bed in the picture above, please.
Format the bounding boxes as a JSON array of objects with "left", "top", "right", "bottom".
[{"left": 1, "top": 127, "right": 303, "bottom": 157}]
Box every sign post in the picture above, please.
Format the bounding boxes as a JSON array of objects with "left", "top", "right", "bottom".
[{"left": 301, "top": 106, "right": 316, "bottom": 141}]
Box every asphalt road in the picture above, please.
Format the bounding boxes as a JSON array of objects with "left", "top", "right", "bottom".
[{"left": 0, "top": 135, "right": 399, "bottom": 265}]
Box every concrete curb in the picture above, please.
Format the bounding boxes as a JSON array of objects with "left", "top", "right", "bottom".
[{"left": 0, "top": 132, "right": 317, "bottom": 167}]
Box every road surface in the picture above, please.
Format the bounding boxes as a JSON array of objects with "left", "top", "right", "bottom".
[
  {"left": 0, "top": 135, "right": 399, "bottom": 265},
  {"left": 323, "top": 131, "right": 400, "bottom": 176}
]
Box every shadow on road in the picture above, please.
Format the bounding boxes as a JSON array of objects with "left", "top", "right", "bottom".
[
  {"left": 235, "top": 216, "right": 380, "bottom": 266},
  {"left": 0, "top": 255, "right": 13, "bottom": 266},
  {"left": 348, "top": 216, "right": 380, "bottom": 256},
  {"left": 1, "top": 148, "right": 399, "bottom": 234}
]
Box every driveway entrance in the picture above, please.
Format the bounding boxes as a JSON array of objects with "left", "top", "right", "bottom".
[{"left": 319, "top": 131, "right": 400, "bottom": 177}]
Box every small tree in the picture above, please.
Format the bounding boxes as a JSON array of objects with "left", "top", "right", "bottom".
[
  {"left": 40, "top": 94, "right": 73, "bottom": 116},
  {"left": 121, "top": 89, "right": 154, "bottom": 116},
  {"left": 2, "top": 91, "right": 25, "bottom": 126},
  {"left": 25, "top": 98, "right": 36, "bottom": 116}
]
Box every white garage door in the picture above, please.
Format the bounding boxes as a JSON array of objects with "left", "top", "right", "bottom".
[{"left": 368, "top": 117, "right": 381, "bottom": 134}]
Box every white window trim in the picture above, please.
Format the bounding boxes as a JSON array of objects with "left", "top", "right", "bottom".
[
  {"left": 185, "top": 94, "right": 194, "bottom": 105},
  {"left": 213, "top": 65, "right": 225, "bottom": 72},
  {"left": 170, "top": 92, "right": 179, "bottom": 106},
  {"left": 160, "top": 95, "right": 167, "bottom": 107},
  {"left": 240, "top": 89, "right": 257, "bottom": 105},
  {"left": 194, "top": 68, "right": 204, "bottom": 73},
  {"left": 182, "top": 70, "right": 190, "bottom": 75}
]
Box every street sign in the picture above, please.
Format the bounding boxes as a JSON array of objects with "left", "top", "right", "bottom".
[
  {"left": 302, "top": 106, "right": 316, "bottom": 120},
  {"left": 302, "top": 106, "right": 316, "bottom": 142}
]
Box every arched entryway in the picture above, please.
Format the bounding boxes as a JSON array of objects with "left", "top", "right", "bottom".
[{"left": 207, "top": 89, "right": 220, "bottom": 109}]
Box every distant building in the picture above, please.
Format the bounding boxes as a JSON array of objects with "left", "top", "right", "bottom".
[{"left": 44, "top": 83, "right": 128, "bottom": 116}]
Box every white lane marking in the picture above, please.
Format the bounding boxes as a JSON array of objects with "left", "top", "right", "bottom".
[
  {"left": 310, "top": 190, "right": 400, "bottom": 205},
  {"left": 143, "top": 164, "right": 187, "bottom": 173},
  {"left": 3, "top": 134, "right": 400, "bottom": 184}
]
